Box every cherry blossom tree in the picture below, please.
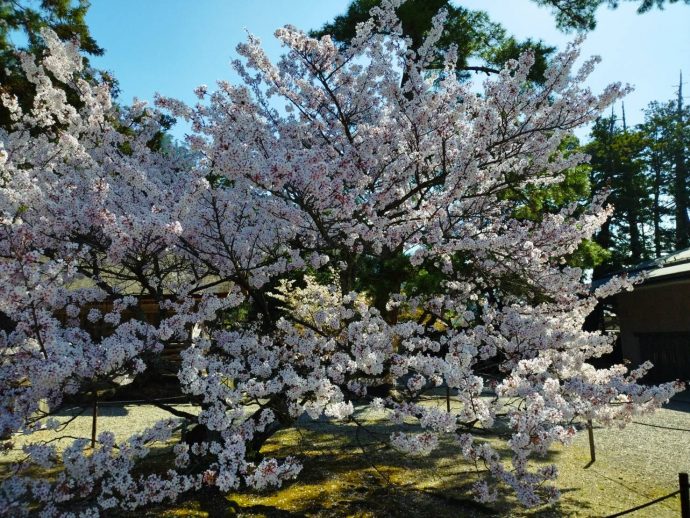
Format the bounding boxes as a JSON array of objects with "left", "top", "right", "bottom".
[{"left": 0, "top": 1, "right": 683, "bottom": 515}]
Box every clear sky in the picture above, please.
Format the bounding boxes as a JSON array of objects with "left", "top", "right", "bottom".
[{"left": 85, "top": 0, "right": 690, "bottom": 142}]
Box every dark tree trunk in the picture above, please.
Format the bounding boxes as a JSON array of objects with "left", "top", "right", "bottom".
[
  {"left": 674, "top": 73, "right": 690, "bottom": 250},
  {"left": 625, "top": 199, "right": 644, "bottom": 264},
  {"left": 652, "top": 154, "right": 664, "bottom": 257},
  {"left": 621, "top": 104, "right": 644, "bottom": 264},
  {"left": 593, "top": 219, "right": 613, "bottom": 279},
  {"left": 246, "top": 395, "right": 294, "bottom": 459}
]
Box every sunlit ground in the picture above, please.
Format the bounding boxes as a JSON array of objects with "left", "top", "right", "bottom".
[{"left": 3, "top": 395, "right": 688, "bottom": 517}]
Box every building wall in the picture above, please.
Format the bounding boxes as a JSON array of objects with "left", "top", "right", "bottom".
[{"left": 616, "top": 279, "right": 690, "bottom": 381}]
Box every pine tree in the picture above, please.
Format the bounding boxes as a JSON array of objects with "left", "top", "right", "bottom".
[
  {"left": 0, "top": 0, "right": 107, "bottom": 130},
  {"left": 672, "top": 72, "right": 690, "bottom": 249},
  {"left": 534, "top": 0, "right": 690, "bottom": 31},
  {"left": 310, "top": 0, "right": 555, "bottom": 84},
  {"left": 636, "top": 79, "right": 690, "bottom": 255},
  {"left": 639, "top": 102, "right": 676, "bottom": 256},
  {"left": 587, "top": 109, "right": 650, "bottom": 276}
]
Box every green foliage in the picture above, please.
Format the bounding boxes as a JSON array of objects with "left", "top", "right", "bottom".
[
  {"left": 0, "top": 0, "right": 101, "bottom": 55},
  {"left": 495, "top": 135, "right": 609, "bottom": 269},
  {"left": 354, "top": 251, "right": 413, "bottom": 313},
  {"left": 481, "top": 36, "right": 554, "bottom": 85},
  {"left": 310, "top": 0, "right": 555, "bottom": 83},
  {"left": 646, "top": 96, "right": 690, "bottom": 250},
  {"left": 533, "top": 0, "right": 690, "bottom": 32},
  {"left": 0, "top": 0, "right": 110, "bottom": 129},
  {"left": 513, "top": 159, "right": 610, "bottom": 270},
  {"left": 585, "top": 91, "right": 690, "bottom": 277},
  {"left": 586, "top": 114, "right": 651, "bottom": 273},
  {"left": 568, "top": 238, "right": 611, "bottom": 269}
]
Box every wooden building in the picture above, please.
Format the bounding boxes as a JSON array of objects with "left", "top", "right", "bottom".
[{"left": 601, "top": 248, "right": 690, "bottom": 383}]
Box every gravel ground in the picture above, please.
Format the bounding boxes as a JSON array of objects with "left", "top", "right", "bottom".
[
  {"left": 556, "top": 394, "right": 690, "bottom": 517},
  {"left": 1, "top": 403, "right": 200, "bottom": 463},
  {"left": 2, "top": 394, "right": 689, "bottom": 517}
]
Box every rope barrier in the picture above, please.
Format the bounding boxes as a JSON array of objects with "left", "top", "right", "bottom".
[
  {"left": 89, "top": 395, "right": 193, "bottom": 406},
  {"left": 604, "top": 490, "right": 680, "bottom": 517},
  {"left": 630, "top": 420, "right": 690, "bottom": 433},
  {"left": 605, "top": 472, "right": 689, "bottom": 518}
]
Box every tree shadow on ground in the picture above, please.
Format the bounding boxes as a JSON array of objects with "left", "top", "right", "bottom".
[
  {"left": 158, "top": 415, "right": 582, "bottom": 518},
  {"left": 3, "top": 399, "right": 601, "bottom": 517}
]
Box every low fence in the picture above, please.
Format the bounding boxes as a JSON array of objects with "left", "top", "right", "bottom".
[
  {"left": 585, "top": 410, "right": 690, "bottom": 517},
  {"left": 605, "top": 473, "right": 689, "bottom": 517}
]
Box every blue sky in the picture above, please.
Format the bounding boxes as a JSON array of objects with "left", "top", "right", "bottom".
[{"left": 85, "top": 0, "right": 689, "bottom": 142}]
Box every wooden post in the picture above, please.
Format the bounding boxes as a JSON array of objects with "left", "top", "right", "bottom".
[
  {"left": 91, "top": 392, "right": 98, "bottom": 448},
  {"left": 587, "top": 419, "right": 595, "bottom": 464},
  {"left": 680, "top": 472, "right": 689, "bottom": 518},
  {"left": 446, "top": 386, "right": 451, "bottom": 412}
]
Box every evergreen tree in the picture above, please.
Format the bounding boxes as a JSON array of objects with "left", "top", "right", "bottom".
[
  {"left": 671, "top": 73, "right": 690, "bottom": 249},
  {"left": 586, "top": 84, "right": 690, "bottom": 276},
  {"left": 633, "top": 82, "right": 690, "bottom": 256},
  {"left": 0, "top": 0, "right": 109, "bottom": 129},
  {"left": 311, "top": 0, "right": 555, "bottom": 84},
  {"left": 586, "top": 110, "right": 650, "bottom": 276},
  {"left": 534, "top": 0, "right": 690, "bottom": 31},
  {"left": 639, "top": 101, "right": 678, "bottom": 256}
]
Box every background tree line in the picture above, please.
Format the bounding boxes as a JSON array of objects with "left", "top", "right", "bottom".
[{"left": 587, "top": 83, "right": 690, "bottom": 278}]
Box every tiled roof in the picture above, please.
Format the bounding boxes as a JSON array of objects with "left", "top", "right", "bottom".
[{"left": 593, "top": 247, "right": 690, "bottom": 288}]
